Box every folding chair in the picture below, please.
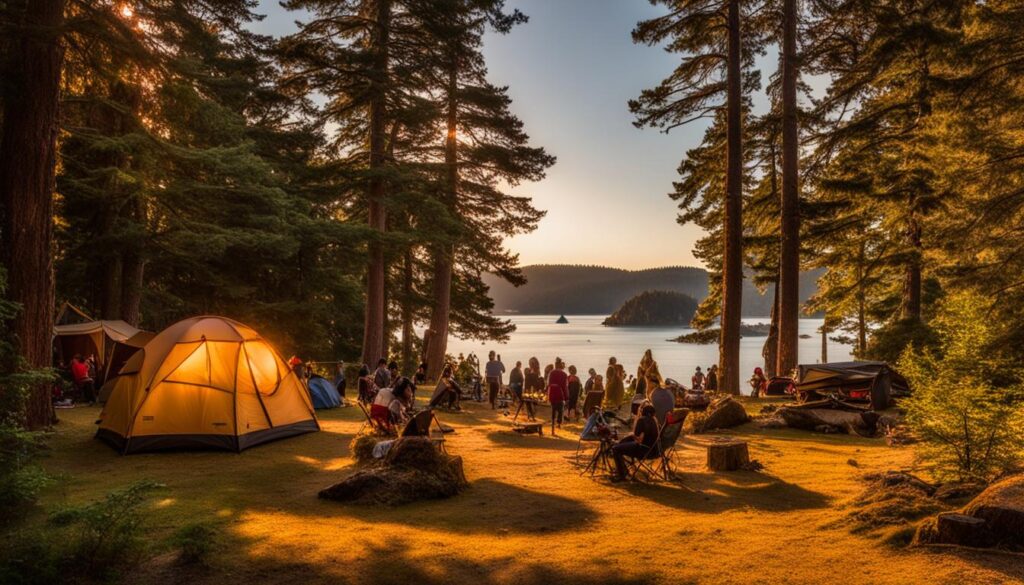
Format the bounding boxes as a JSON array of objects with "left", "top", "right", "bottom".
[
  {"left": 357, "top": 402, "right": 395, "bottom": 436},
  {"left": 401, "top": 408, "right": 449, "bottom": 453},
  {"left": 626, "top": 411, "right": 688, "bottom": 482},
  {"left": 575, "top": 409, "right": 613, "bottom": 469}
]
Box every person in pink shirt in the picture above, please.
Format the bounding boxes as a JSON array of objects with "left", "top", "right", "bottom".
[{"left": 547, "top": 357, "right": 569, "bottom": 435}]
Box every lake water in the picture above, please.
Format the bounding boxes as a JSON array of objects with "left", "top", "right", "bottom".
[{"left": 443, "top": 316, "right": 853, "bottom": 396}]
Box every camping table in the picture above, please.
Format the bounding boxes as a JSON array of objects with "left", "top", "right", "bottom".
[{"left": 511, "top": 398, "right": 539, "bottom": 422}]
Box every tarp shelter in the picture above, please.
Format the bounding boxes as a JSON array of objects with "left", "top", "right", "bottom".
[
  {"left": 794, "top": 361, "right": 909, "bottom": 409},
  {"left": 96, "top": 330, "right": 156, "bottom": 404},
  {"left": 97, "top": 316, "right": 319, "bottom": 454},
  {"left": 53, "top": 319, "right": 147, "bottom": 384},
  {"left": 307, "top": 375, "right": 341, "bottom": 409},
  {"left": 55, "top": 301, "right": 94, "bottom": 326}
]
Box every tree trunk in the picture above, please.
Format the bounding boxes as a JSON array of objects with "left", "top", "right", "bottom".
[
  {"left": 856, "top": 241, "right": 867, "bottom": 356},
  {"left": 776, "top": 0, "right": 800, "bottom": 378},
  {"left": 719, "top": 0, "right": 744, "bottom": 395},
  {"left": 821, "top": 319, "right": 828, "bottom": 363},
  {"left": 425, "top": 61, "right": 459, "bottom": 380},
  {"left": 101, "top": 252, "right": 123, "bottom": 319},
  {"left": 902, "top": 211, "right": 922, "bottom": 322},
  {"left": 0, "top": 0, "right": 65, "bottom": 429},
  {"left": 762, "top": 278, "right": 779, "bottom": 378},
  {"left": 120, "top": 247, "right": 145, "bottom": 326},
  {"left": 400, "top": 247, "right": 415, "bottom": 374},
  {"left": 360, "top": 0, "right": 391, "bottom": 368}
]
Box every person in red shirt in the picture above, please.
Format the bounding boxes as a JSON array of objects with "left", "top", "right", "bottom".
[
  {"left": 70, "top": 354, "right": 95, "bottom": 404},
  {"left": 547, "top": 357, "right": 569, "bottom": 435}
]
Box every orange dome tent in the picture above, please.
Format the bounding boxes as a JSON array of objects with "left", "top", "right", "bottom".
[{"left": 97, "top": 316, "right": 319, "bottom": 454}]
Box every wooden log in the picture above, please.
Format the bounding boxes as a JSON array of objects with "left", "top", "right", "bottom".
[{"left": 707, "top": 440, "right": 749, "bottom": 471}]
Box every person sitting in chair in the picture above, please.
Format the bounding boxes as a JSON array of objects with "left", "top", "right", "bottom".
[
  {"left": 371, "top": 384, "right": 397, "bottom": 432},
  {"left": 429, "top": 364, "right": 461, "bottom": 410},
  {"left": 357, "top": 364, "right": 377, "bottom": 404},
  {"left": 390, "top": 377, "right": 415, "bottom": 426},
  {"left": 610, "top": 403, "right": 660, "bottom": 483}
]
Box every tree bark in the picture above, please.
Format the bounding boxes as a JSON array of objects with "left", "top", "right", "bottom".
[
  {"left": 400, "top": 247, "right": 415, "bottom": 374},
  {"left": 762, "top": 278, "right": 779, "bottom": 378},
  {"left": 360, "top": 0, "right": 391, "bottom": 368},
  {"left": 776, "top": 0, "right": 800, "bottom": 378},
  {"left": 902, "top": 211, "right": 922, "bottom": 321},
  {"left": 0, "top": 0, "right": 65, "bottom": 429},
  {"left": 425, "top": 61, "right": 459, "bottom": 380},
  {"left": 719, "top": 0, "right": 744, "bottom": 395},
  {"left": 856, "top": 241, "right": 867, "bottom": 355}
]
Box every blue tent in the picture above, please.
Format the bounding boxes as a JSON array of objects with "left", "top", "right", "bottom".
[{"left": 308, "top": 375, "right": 342, "bottom": 409}]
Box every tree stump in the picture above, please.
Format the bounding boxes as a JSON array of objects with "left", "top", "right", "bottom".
[
  {"left": 707, "top": 440, "right": 749, "bottom": 471},
  {"left": 935, "top": 513, "right": 991, "bottom": 548}
]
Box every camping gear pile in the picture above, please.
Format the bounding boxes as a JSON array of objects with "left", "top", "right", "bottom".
[
  {"left": 792, "top": 361, "right": 909, "bottom": 409},
  {"left": 96, "top": 316, "right": 319, "bottom": 453}
]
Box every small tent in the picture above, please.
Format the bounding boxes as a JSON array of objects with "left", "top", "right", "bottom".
[
  {"left": 307, "top": 375, "right": 342, "bottom": 409},
  {"left": 97, "top": 316, "right": 319, "bottom": 453}
]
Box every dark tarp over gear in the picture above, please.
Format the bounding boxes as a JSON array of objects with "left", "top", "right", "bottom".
[{"left": 793, "top": 361, "right": 909, "bottom": 409}]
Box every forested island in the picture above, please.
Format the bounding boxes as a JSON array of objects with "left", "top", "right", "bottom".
[
  {"left": 673, "top": 323, "right": 772, "bottom": 344},
  {"left": 602, "top": 290, "right": 699, "bottom": 326}
]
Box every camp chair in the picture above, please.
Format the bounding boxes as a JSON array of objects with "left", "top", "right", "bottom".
[
  {"left": 357, "top": 402, "right": 395, "bottom": 436},
  {"left": 625, "top": 410, "right": 688, "bottom": 482},
  {"left": 401, "top": 408, "right": 449, "bottom": 453}
]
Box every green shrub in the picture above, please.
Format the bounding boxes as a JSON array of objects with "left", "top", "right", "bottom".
[
  {"left": 0, "top": 267, "right": 54, "bottom": 519},
  {"left": 899, "top": 292, "right": 1024, "bottom": 482},
  {"left": 0, "top": 425, "right": 50, "bottom": 520},
  {"left": 170, "top": 521, "right": 218, "bottom": 565},
  {"left": 49, "top": 480, "right": 163, "bottom": 581}
]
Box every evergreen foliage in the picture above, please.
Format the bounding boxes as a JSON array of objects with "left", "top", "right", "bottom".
[{"left": 899, "top": 292, "right": 1024, "bottom": 482}]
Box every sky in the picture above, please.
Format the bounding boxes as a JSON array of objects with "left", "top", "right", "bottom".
[{"left": 252, "top": 0, "right": 757, "bottom": 270}]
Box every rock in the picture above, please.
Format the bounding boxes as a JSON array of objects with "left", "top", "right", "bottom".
[
  {"left": 961, "top": 474, "right": 1024, "bottom": 550},
  {"left": 685, "top": 396, "right": 749, "bottom": 433},
  {"left": 913, "top": 474, "right": 1024, "bottom": 551}
]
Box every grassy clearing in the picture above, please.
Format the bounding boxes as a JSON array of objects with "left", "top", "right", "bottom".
[{"left": 30, "top": 398, "right": 1024, "bottom": 585}]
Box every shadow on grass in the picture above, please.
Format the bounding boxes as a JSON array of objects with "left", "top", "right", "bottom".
[
  {"left": 484, "top": 429, "right": 580, "bottom": 451},
  {"left": 608, "top": 469, "right": 832, "bottom": 513},
  {"left": 135, "top": 537, "right": 666, "bottom": 585},
  {"left": 289, "top": 478, "right": 599, "bottom": 536}
]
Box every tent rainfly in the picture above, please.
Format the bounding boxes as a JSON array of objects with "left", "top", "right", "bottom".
[{"left": 97, "top": 316, "right": 319, "bottom": 454}]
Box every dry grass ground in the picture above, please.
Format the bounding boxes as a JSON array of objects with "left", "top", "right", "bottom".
[{"left": 36, "top": 398, "right": 1024, "bottom": 585}]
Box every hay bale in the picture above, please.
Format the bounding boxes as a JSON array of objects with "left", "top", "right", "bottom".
[
  {"left": 350, "top": 433, "right": 382, "bottom": 464},
  {"left": 845, "top": 472, "right": 945, "bottom": 534},
  {"left": 684, "top": 396, "right": 748, "bottom": 434},
  {"left": 320, "top": 437, "right": 467, "bottom": 507}
]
